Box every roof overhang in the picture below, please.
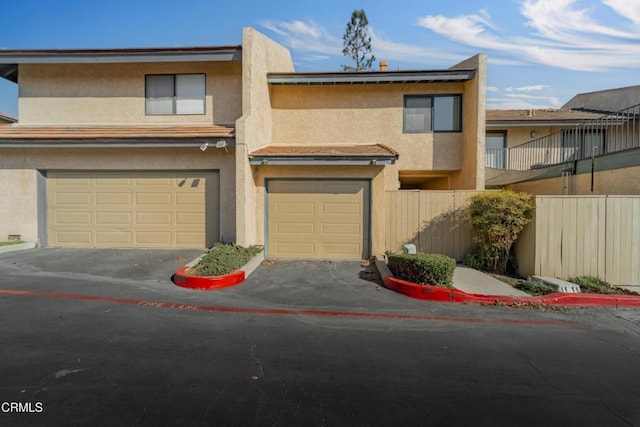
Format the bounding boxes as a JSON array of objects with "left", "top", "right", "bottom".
[
  {"left": 249, "top": 156, "right": 395, "bottom": 166},
  {"left": 249, "top": 144, "right": 398, "bottom": 166},
  {"left": 0, "top": 111, "right": 17, "bottom": 123},
  {"left": 0, "top": 139, "right": 236, "bottom": 148},
  {"left": 0, "top": 124, "right": 236, "bottom": 147},
  {"left": 267, "top": 69, "right": 475, "bottom": 85},
  {"left": 0, "top": 45, "right": 242, "bottom": 83}
]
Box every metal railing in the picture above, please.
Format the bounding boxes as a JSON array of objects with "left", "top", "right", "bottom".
[{"left": 487, "top": 104, "right": 640, "bottom": 170}]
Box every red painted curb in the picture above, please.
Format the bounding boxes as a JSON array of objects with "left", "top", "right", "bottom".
[
  {"left": 382, "top": 275, "right": 640, "bottom": 308},
  {"left": 173, "top": 266, "right": 245, "bottom": 290}
]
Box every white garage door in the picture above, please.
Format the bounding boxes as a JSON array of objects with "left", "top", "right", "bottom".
[
  {"left": 47, "top": 171, "right": 218, "bottom": 248},
  {"left": 267, "top": 180, "right": 370, "bottom": 259}
]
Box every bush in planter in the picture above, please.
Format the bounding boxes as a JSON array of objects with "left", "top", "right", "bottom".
[
  {"left": 462, "top": 248, "right": 485, "bottom": 270},
  {"left": 387, "top": 252, "right": 456, "bottom": 287},
  {"left": 466, "top": 191, "right": 534, "bottom": 274},
  {"left": 194, "top": 243, "right": 262, "bottom": 277}
]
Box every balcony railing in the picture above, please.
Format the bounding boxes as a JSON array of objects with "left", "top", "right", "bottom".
[{"left": 487, "top": 104, "right": 640, "bottom": 170}]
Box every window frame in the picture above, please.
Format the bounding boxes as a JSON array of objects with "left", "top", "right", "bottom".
[
  {"left": 485, "top": 130, "right": 507, "bottom": 168},
  {"left": 145, "top": 73, "right": 207, "bottom": 116},
  {"left": 403, "top": 94, "right": 462, "bottom": 134}
]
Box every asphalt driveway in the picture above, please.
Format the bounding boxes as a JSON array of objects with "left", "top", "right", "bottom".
[
  {"left": 2, "top": 248, "right": 640, "bottom": 426},
  {"left": 0, "top": 248, "right": 534, "bottom": 317}
]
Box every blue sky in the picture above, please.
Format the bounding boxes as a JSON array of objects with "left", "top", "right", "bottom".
[{"left": 1, "top": 0, "right": 639, "bottom": 118}]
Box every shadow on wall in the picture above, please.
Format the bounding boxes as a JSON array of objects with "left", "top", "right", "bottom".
[{"left": 404, "top": 207, "right": 474, "bottom": 261}]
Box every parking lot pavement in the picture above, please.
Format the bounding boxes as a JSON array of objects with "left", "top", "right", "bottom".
[
  {"left": 0, "top": 248, "right": 204, "bottom": 294},
  {"left": 1, "top": 251, "right": 640, "bottom": 425},
  {"left": 0, "top": 249, "right": 609, "bottom": 324}
]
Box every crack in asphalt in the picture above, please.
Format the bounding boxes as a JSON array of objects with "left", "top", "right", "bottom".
[
  {"left": 599, "top": 399, "right": 634, "bottom": 426},
  {"left": 518, "top": 351, "right": 564, "bottom": 392}
]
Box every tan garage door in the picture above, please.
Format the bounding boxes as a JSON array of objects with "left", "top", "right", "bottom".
[
  {"left": 47, "top": 171, "right": 218, "bottom": 248},
  {"left": 267, "top": 180, "right": 370, "bottom": 259}
]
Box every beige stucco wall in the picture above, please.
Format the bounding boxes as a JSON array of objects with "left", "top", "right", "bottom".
[
  {"left": 235, "top": 27, "right": 294, "bottom": 247},
  {"left": 0, "top": 170, "right": 38, "bottom": 243},
  {"left": 269, "top": 83, "right": 464, "bottom": 172},
  {"left": 0, "top": 147, "right": 236, "bottom": 243},
  {"left": 252, "top": 165, "right": 387, "bottom": 255},
  {"left": 450, "top": 54, "right": 486, "bottom": 190},
  {"left": 507, "top": 165, "right": 640, "bottom": 195},
  {"left": 18, "top": 61, "right": 242, "bottom": 125}
]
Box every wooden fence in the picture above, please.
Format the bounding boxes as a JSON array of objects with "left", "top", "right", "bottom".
[
  {"left": 385, "top": 190, "right": 484, "bottom": 260},
  {"left": 515, "top": 196, "right": 640, "bottom": 286}
]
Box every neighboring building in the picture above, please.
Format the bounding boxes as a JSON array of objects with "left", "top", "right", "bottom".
[
  {"left": 563, "top": 84, "right": 640, "bottom": 114},
  {"left": 485, "top": 86, "right": 640, "bottom": 195},
  {"left": 0, "top": 28, "right": 487, "bottom": 259},
  {"left": 485, "top": 109, "right": 602, "bottom": 168},
  {"left": 0, "top": 112, "right": 17, "bottom": 124}
]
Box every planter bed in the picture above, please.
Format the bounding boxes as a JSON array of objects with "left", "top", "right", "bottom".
[
  {"left": 173, "top": 250, "right": 264, "bottom": 291},
  {"left": 374, "top": 255, "right": 640, "bottom": 308}
]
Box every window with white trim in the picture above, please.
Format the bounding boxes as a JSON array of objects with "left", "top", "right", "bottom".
[
  {"left": 403, "top": 94, "right": 462, "bottom": 133},
  {"left": 145, "top": 74, "right": 206, "bottom": 115}
]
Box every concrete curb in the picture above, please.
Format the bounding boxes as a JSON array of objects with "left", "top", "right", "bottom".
[
  {"left": 173, "top": 250, "right": 264, "bottom": 291},
  {"left": 0, "top": 242, "right": 37, "bottom": 255},
  {"left": 375, "top": 255, "right": 640, "bottom": 308}
]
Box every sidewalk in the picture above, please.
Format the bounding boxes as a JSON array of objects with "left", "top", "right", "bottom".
[
  {"left": 453, "top": 264, "right": 529, "bottom": 297},
  {"left": 374, "top": 255, "right": 640, "bottom": 308}
]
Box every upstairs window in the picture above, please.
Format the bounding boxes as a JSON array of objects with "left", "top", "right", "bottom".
[
  {"left": 145, "top": 74, "right": 205, "bottom": 115},
  {"left": 403, "top": 95, "right": 462, "bottom": 133}
]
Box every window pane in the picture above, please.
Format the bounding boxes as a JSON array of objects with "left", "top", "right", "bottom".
[
  {"left": 404, "top": 96, "right": 432, "bottom": 132},
  {"left": 486, "top": 131, "right": 506, "bottom": 168},
  {"left": 583, "top": 131, "right": 605, "bottom": 157},
  {"left": 146, "top": 75, "right": 174, "bottom": 115},
  {"left": 176, "top": 74, "right": 205, "bottom": 115},
  {"left": 433, "top": 96, "right": 461, "bottom": 131}
]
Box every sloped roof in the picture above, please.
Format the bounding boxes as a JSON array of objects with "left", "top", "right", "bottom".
[
  {"left": 249, "top": 144, "right": 398, "bottom": 165},
  {"left": 562, "top": 85, "right": 640, "bottom": 113},
  {"left": 486, "top": 109, "right": 603, "bottom": 126},
  {"left": 250, "top": 144, "right": 398, "bottom": 157},
  {"left": 0, "top": 45, "right": 242, "bottom": 83},
  {"left": 0, "top": 124, "right": 234, "bottom": 142},
  {"left": 0, "top": 112, "right": 17, "bottom": 123}
]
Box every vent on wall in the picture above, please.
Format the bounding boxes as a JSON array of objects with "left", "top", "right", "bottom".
[{"left": 7, "top": 235, "right": 21, "bottom": 241}]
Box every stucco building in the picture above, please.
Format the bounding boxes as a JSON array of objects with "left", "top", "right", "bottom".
[{"left": 0, "top": 28, "right": 487, "bottom": 259}]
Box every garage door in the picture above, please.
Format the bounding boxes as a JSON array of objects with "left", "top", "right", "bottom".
[
  {"left": 47, "top": 171, "right": 218, "bottom": 248},
  {"left": 267, "top": 180, "right": 370, "bottom": 259}
]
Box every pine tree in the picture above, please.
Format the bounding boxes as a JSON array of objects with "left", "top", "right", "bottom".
[{"left": 342, "top": 9, "right": 376, "bottom": 71}]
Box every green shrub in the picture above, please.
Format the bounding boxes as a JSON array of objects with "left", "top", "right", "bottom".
[
  {"left": 194, "top": 243, "right": 262, "bottom": 277},
  {"left": 462, "top": 248, "right": 485, "bottom": 270},
  {"left": 567, "top": 275, "right": 628, "bottom": 295},
  {"left": 466, "top": 191, "right": 534, "bottom": 274},
  {"left": 387, "top": 252, "right": 456, "bottom": 287},
  {"left": 514, "top": 278, "right": 555, "bottom": 296}
]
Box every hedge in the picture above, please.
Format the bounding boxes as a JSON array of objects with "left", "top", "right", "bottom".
[
  {"left": 387, "top": 252, "right": 456, "bottom": 287},
  {"left": 193, "top": 243, "right": 263, "bottom": 277}
]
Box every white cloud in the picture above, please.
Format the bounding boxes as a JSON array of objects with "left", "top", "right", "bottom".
[
  {"left": 504, "top": 93, "right": 562, "bottom": 106},
  {"left": 261, "top": 19, "right": 470, "bottom": 69},
  {"left": 486, "top": 86, "right": 499, "bottom": 92},
  {"left": 487, "top": 96, "right": 561, "bottom": 109},
  {"left": 515, "top": 85, "right": 550, "bottom": 91},
  {"left": 261, "top": 20, "right": 341, "bottom": 55},
  {"left": 417, "top": 0, "right": 640, "bottom": 72},
  {"left": 417, "top": 13, "right": 512, "bottom": 51},
  {"left": 368, "top": 28, "right": 465, "bottom": 65},
  {"left": 603, "top": 0, "right": 640, "bottom": 27}
]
